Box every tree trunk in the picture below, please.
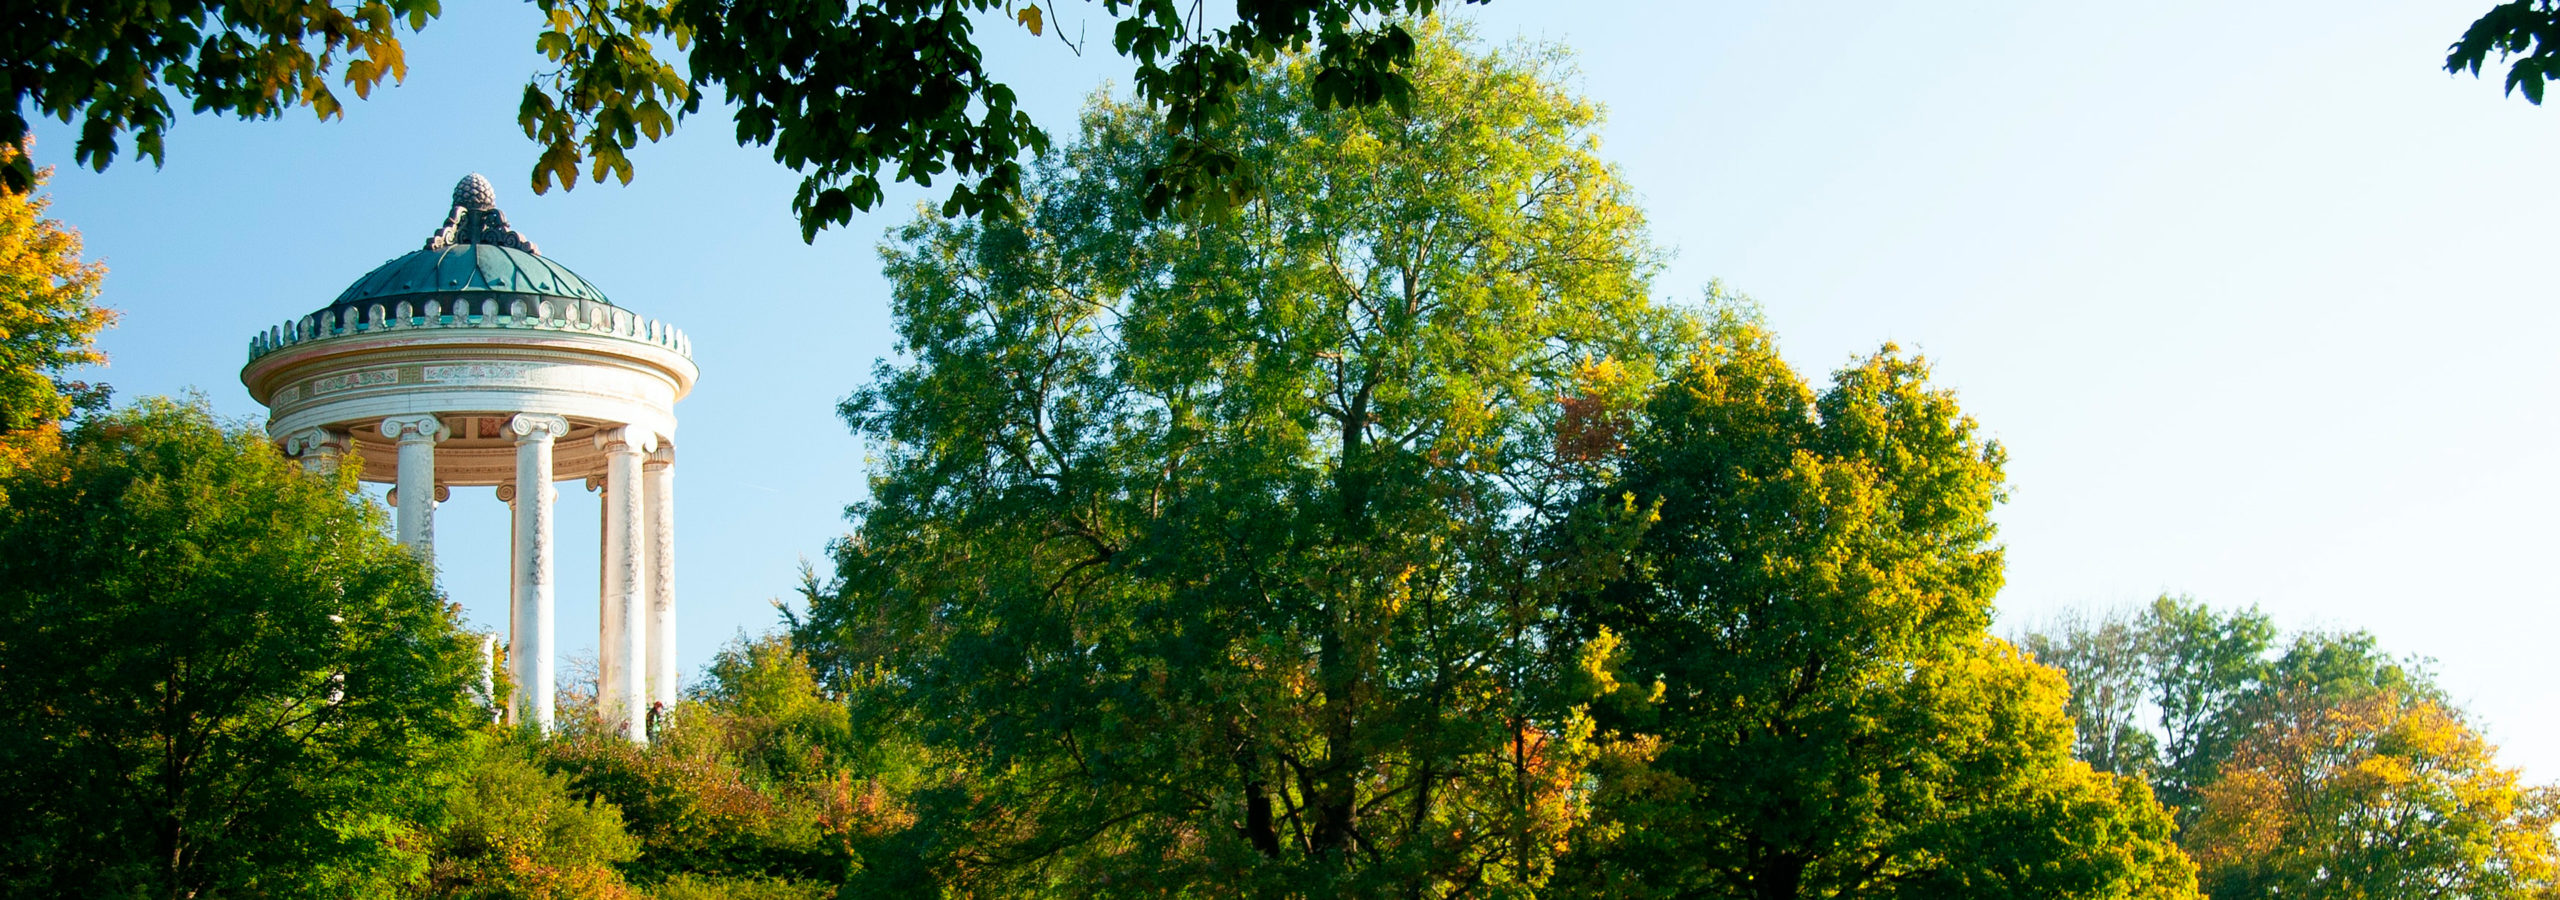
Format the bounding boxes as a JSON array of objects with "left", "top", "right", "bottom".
[
  {"left": 1750, "top": 850, "right": 1807, "bottom": 900},
  {"left": 1241, "top": 747, "right": 1282, "bottom": 857},
  {"left": 1310, "top": 623, "right": 1361, "bottom": 857}
]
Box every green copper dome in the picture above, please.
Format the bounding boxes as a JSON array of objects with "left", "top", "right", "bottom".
[
  {"left": 329, "top": 244, "right": 611, "bottom": 307},
  {"left": 312, "top": 174, "right": 614, "bottom": 319}
]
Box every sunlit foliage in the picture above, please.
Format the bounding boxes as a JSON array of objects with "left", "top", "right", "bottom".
[
  {"left": 2022, "top": 597, "right": 2440, "bottom": 825},
  {"left": 2189, "top": 690, "right": 2560, "bottom": 899},
  {"left": 0, "top": 141, "right": 113, "bottom": 472},
  {"left": 412, "top": 737, "right": 643, "bottom": 900},
  {"left": 522, "top": 634, "right": 908, "bottom": 898},
  {"left": 1552, "top": 320, "right": 2197, "bottom": 900},
  {"left": 0, "top": 398, "right": 484, "bottom": 899},
  {"left": 802, "top": 24, "right": 1688, "bottom": 896}
]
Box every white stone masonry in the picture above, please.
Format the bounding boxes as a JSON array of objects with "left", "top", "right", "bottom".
[
  {"left": 597, "top": 426, "right": 654, "bottom": 743},
  {"left": 644, "top": 443, "right": 677, "bottom": 713},
  {"left": 381, "top": 415, "right": 443, "bottom": 555},
  {"left": 510, "top": 414, "right": 569, "bottom": 731}
]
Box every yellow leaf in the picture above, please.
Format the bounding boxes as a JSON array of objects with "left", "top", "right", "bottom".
[{"left": 1016, "top": 5, "right": 1043, "bottom": 37}]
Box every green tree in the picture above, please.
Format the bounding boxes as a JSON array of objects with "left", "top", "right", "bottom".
[
  {"left": 0, "top": 140, "right": 114, "bottom": 471},
  {"left": 2022, "top": 599, "right": 2434, "bottom": 827},
  {"left": 2018, "top": 607, "right": 2158, "bottom": 779},
  {"left": 1554, "top": 324, "right": 2197, "bottom": 900},
  {"left": 801, "top": 25, "right": 1685, "bottom": 896},
  {"left": 0, "top": 1, "right": 437, "bottom": 193},
  {"left": 2187, "top": 689, "right": 2560, "bottom": 899},
  {"left": 3, "top": 1, "right": 1481, "bottom": 234},
  {"left": 411, "top": 736, "right": 643, "bottom": 900},
  {"left": 0, "top": 397, "right": 485, "bottom": 899},
  {"left": 2448, "top": 1, "right": 2560, "bottom": 104},
  {"left": 2140, "top": 597, "right": 2278, "bottom": 815},
  {"left": 2260, "top": 628, "right": 2432, "bottom": 708}
]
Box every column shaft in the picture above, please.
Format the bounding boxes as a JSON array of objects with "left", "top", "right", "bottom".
[
  {"left": 477, "top": 635, "right": 498, "bottom": 720},
  {"left": 499, "top": 483, "right": 520, "bottom": 726},
  {"left": 510, "top": 414, "right": 568, "bottom": 732},
  {"left": 643, "top": 445, "right": 677, "bottom": 711},
  {"left": 598, "top": 426, "right": 652, "bottom": 743},
  {"left": 381, "top": 415, "right": 442, "bottom": 555}
]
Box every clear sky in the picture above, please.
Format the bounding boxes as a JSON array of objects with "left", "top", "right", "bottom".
[{"left": 28, "top": 1, "right": 2557, "bottom": 778}]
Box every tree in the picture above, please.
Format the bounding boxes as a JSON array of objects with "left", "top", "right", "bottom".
[
  {"left": 2140, "top": 597, "right": 2278, "bottom": 816},
  {"left": 2447, "top": 1, "right": 2560, "bottom": 105},
  {"left": 2018, "top": 607, "right": 2157, "bottom": 779},
  {"left": 800, "top": 25, "right": 1686, "bottom": 895},
  {"left": 2, "top": 1, "right": 1482, "bottom": 235},
  {"left": 0, "top": 140, "right": 114, "bottom": 471},
  {"left": 2021, "top": 599, "right": 2434, "bottom": 827},
  {"left": 411, "top": 737, "right": 643, "bottom": 900},
  {"left": 2187, "top": 689, "right": 2560, "bottom": 899},
  {"left": 0, "top": 397, "right": 485, "bottom": 899},
  {"left": 0, "top": 2, "right": 436, "bottom": 194},
  {"left": 1553, "top": 323, "right": 2197, "bottom": 900}
]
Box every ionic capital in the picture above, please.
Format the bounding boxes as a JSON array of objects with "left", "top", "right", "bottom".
[
  {"left": 594, "top": 424, "right": 657, "bottom": 454},
  {"left": 644, "top": 440, "right": 675, "bottom": 469},
  {"left": 282, "top": 426, "right": 347, "bottom": 458},
  {"left": 508, "top": 413, "right": 572, "bottom": 443},
  {"left": 380, "top": 414, "right": 444, "bottom": 442},
  {"left": 496, "top": 482, "right": 518, "bottom": 503},
  {"left": 383, "top": 484, "right": 451, "bottom": 504}
]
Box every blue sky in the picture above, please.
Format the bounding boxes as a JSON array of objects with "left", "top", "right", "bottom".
[{"left": 29, "top": 1, "right": 2558, "bottom": 778}]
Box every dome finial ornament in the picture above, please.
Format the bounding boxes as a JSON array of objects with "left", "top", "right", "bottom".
[
  {"left": 453, "top": 173, "right": 498, "bottom": 211},
  {"left": 427, "top": 172, "right": 539, "bottom": 255}
]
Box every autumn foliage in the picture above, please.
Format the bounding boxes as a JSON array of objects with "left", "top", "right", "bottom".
[
  {"left": 2190, "top": 690, "right": 2560, "bottom": 899},
  {"left": 0, "top": 140, "right": 111, "bottom": 473}
]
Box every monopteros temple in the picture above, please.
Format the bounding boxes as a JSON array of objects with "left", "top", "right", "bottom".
[{"left": 241, "top": 174, "right": 698, "bottom": 743}]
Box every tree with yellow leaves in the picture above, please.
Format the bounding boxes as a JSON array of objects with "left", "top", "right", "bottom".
[
  {"left": 0, "top": 140, "right": 112, "bottom": 471},
  {"left": 2188, "top": 688, "right": 2560, "bottom": 899},
  {"left": 1550, "top": 316, "right": 2198, "bottom": 899}
]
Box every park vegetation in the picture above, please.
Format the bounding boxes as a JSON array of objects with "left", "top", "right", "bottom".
[{"left": 0, "top": 21, "right": 2553, "bottom": 900}]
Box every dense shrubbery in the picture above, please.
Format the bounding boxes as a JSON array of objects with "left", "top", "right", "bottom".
[{"left": 406, "top": 634, "right": 906, "bottom": 900}]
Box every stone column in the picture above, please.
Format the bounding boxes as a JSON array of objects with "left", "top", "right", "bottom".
[
  {"left": 380, "top": 415, "right": 443, "bottom": 555},
  {"left": 643, "top": 442, "right": 677, "bottom": 712},
  {"left": 496, "top": 481, "right": 521, "bottom": 726},
  {"left": 283, "top": 426, "right": 348, "bottom": 475},
  {"left": 477, "top": 634, "right": 499, "bottom": 721},
  {"left": 596, "top": 425, "right": 653, "bottom": 743},
  {"left": 509, "top": 414, "right": 570, "bottom": 731}
]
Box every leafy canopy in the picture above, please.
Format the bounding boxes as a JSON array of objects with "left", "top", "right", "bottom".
[
  {"left": 1553, "top": 322, "right": 2196, "bottom": 900},
  {"left": 2188, "top": 689, "right": 2560, "bottom": 900},
  {"left": 2448, "top": 1, "right": 2560, "bottom": 104},
  {"left": 803, "top": 24, "right": 1686, "bottom": 896},
  {"left": 0, "top": 141, "right": 114, "bottom": 469},
  {"left": 0, "top": 1, "right": 439, "bottom": 193},
  {"left": 2, "top": 1, "right": 1484, "bottom": 237},
  {"left": 0, "top": 397, "right": 485, "bottom": 899},
  {"left": 2021, "top": 596, "right": 2439, "bottom": 827}
]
